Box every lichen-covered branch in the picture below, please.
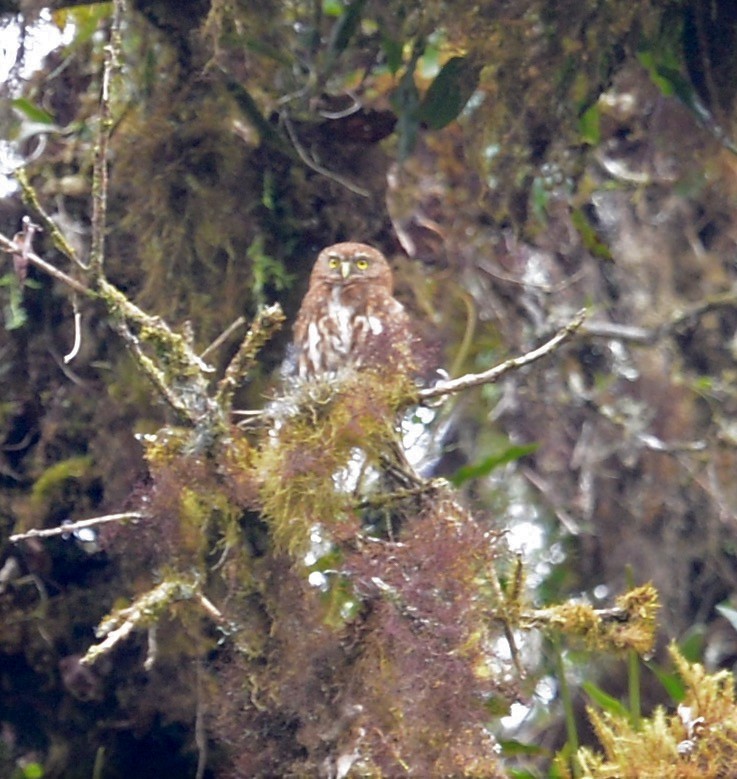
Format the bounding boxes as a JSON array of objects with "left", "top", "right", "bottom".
[
  {"left": 89, "top": 0, "right": 124, "bottom": 281},
  {"left": 81, "top": 578, "right": 198, "bottom": 666},
  {"left": 16, "top": 168, "right": 83, "bottom": 266}
]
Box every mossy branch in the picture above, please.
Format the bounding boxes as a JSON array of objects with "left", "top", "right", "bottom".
[
  {"left": 16, "top": 168, "right": 83, "bottom": 267},
  {"left": 521, "top": 584, "right": 660, "bottom": 655},
  {"left": 81, "top": 578, "right": 198, "bottom": 666},
  {"left": 88, "top": 0, "right": 121, "bottom": 281},
  {"left": 215, "top": 303, "right": 286, "bottom": 412}
]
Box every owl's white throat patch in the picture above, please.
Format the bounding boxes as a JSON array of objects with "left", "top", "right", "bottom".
[{"left": 328, "top": 286, "right": 355, "bottom": 353}]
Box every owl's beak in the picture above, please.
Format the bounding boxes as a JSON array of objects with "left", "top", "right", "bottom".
[{"left": 340, "top": 259, "right": 352, "bottom": 279}]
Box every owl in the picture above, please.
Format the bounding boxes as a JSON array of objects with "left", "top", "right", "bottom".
[{"left": 290, "top": 242, "right": 416, "bottom": 381}]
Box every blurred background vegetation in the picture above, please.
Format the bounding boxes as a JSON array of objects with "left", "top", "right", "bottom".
[{"left": 3, "top": 0, "right": 737, "bottom": 776}]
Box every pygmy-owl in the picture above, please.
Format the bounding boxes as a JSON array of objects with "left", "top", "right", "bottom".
[{"left": 290, "top": 242, "right": 415, "bottom": 381}]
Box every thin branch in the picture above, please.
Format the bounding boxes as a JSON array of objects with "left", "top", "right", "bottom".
[
  {"left": 0, "top": 232, "right": 90, "bottom": 294},
  {"left": 521, "top": 467, "right": 582, "bottom": 535},
  {"left": 10, "top": 512, "right": 143, "bottom": 542},
  {"left": 581, "top": 292, "right": 737, "bottom": 345},
  {"left": 418, "top": 309, "right": 587, "bottom": 402},
  {"left": 16, "top": 169, "right": 82, "bottom": 266},
  {"left": 580, "top": 320, "right": 654, "bottom": 344},
  {"left": 195, "top": 662, "right": 208, "bottom": 779},
  {"left": 282, "top": 113, "right": 370, "bottom": 198},
  {"left": 89, "top": 0, "right": 123, "bottom": 281},
  {"left": 200, "top": 315, "right": 246, "bottom": 360}
]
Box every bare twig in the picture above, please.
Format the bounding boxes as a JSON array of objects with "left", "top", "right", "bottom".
[
  {"left": 195, "top": 662, "right": 208, "bottom": 779},
  {"left": 282, "top": 113, "right": 370, "bottom": 198},
  {"left": 144, "top": 624, "right": 158, "bottom": 671},
  {"left": 418, "top": 309, "right": 587, "bottom": 402},
  {"left": 10, "top": 512, "right": 143, "bottom": 543},
  {"left": 580, "top": 320, "right": 654, "bottom": 344},
  {"left": 521, "top": 467, "right": 582, "bottom": 535},
  {"left": 10, "top": 215, "right": 41, "bottom": 280},
  {"left": 0, "top": 232, "right": 90, "bottom": 294},
  {"left": 581, "top": 292, "right": 737, "bottom": 345},
  {"left": 200, "top": 315, "right": 246, "bottom": 360}
]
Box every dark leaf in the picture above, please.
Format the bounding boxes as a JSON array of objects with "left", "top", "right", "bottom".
[
  {"left": 646, "top": 661, "right": 686, "bottom": 704},
  {"left": 570, "top": 208, "right": 612, "bottom": 260},
  {"left": 381, "top": 34, "right": 403, "bottom": 75},
  {"left": 330, "top": 0, "right": 368, "bottom": 54},
  {"left": 391, "top": 61, "right": 421, "bottom": 160},
  {"left": 417, "top": 56, "right": 481, "bottom": 130},
  {"left": 450, "top": 443, "right": 538, "bottom": 486}
]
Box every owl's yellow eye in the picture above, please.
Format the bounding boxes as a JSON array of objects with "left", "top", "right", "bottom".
[
  {"left": 355, "top": 257, "right": 369, "bottom": 270},
  {"left": 327, "top": 257, "right": 340, "bottom": 269}
]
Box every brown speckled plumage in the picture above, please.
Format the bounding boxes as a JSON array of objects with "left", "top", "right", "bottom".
[{"left": 291, "top": 242, "right": 414, "bottom": 380}]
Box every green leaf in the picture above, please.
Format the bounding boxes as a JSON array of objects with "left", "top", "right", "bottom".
[
  {"left": 323, "top": 0, "right": 342, "bottom": 16},
  {"left": 570, "top": 208, "right": 612, "bottom": 260},
  {"left": 678, "top": 624, "right": 706, "bottom": 662},
  {"left": 20, "top": 763, "right": 45, "bottom": 779},
  {"left": 450, "top": 443, "right": 538, "bottom": 486},
  {"left": 582, "top": 681, "right": 631, "bottom": 720},
  {"left": 329, "top": 0, "right": 367, "bottom": 54},
  {"left": 66, "top": 3, "right": 112, "bottom": 48},
  {"left": 484, "top": 694, "right": 512, "bottom": 716},
  {"left": 531, "top": 176, "right": 550, "bottom": 224},
  {"left": 391, "top": 58, "right": 421, "bottom": 160},
  {"left": 381, "top": 34, "right": 403, "bottom": 75},
  {"left": 12, "top": 98, "right": 55, "bottom": 125},
  {"left": 499, "top": 739, "right": 547, "bottom": 757},
  {"left": 647, "top": 661, "right": 686, "bottom": 704},
  {"left": 417, "top": 56, "right": 481, "bottom": 130},
  {"left": 578, "top": 103, "right": 601, "bottom": 145}
]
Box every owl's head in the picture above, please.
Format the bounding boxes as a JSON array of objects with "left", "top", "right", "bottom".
[{"left": 311, "top": 242, "right": 393, "bottom": 289}]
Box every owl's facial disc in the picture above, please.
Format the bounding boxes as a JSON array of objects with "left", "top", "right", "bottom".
[{"left": 326, "top": 253, "right": 365, "bottom": 281}]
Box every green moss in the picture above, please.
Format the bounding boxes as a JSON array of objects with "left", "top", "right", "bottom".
[
  {"left": 30, "top": 455, "right": 94, "bottom": 509},
  {"left": 569, "top": 645, "right": 737, "bottom": 779},
  {"left": 256, "top": 372, "right": 416, "bottom": 555}
]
